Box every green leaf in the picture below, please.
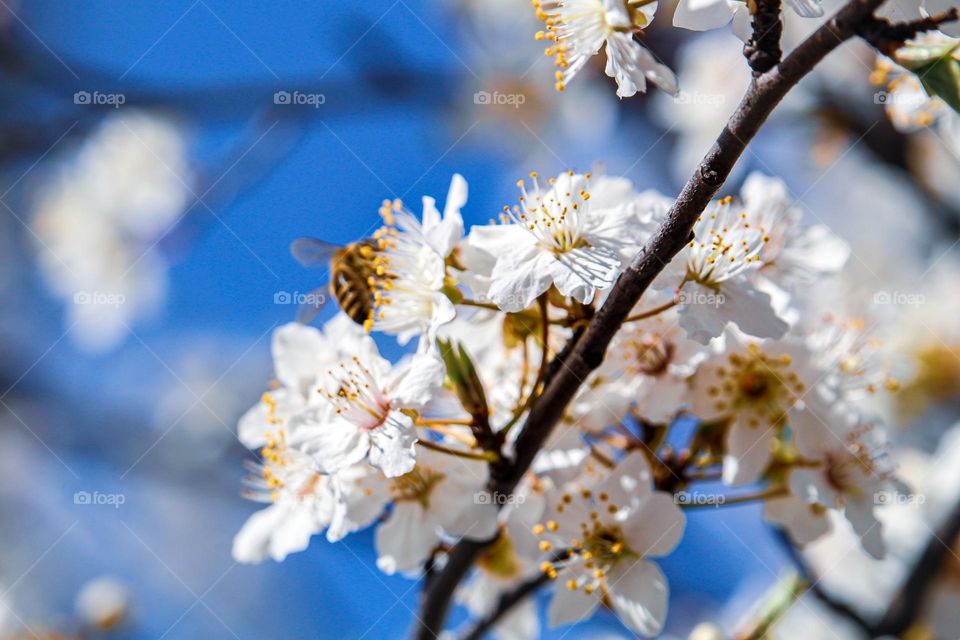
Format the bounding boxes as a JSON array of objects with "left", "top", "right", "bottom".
[
  {"left": 894, "top": 40, "right": 960, "bottom": 114},
  {"left": 436, "top": 338, "right": 488, "bottom": 419}
]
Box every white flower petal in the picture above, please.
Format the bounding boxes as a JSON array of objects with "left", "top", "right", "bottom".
[
  {"left": 368, "top": 411, "right": 418, "bottom": 478},
  {"left": 673, "top": 0, "right": 736, "bottom": 31},
  {"left": 784, "top": 0, "right": 823, "bottom": 18},
  {"left": 764, "top": 495, "right": 832, "bottom": 546},
  {"left": 723, "top": 416, "right": 776, "bottom": 485},
  {"left": 845, "top": 498, "right": 885, "bottom": 559},
  {"left": 488, "top": 245, "right": 556, "bottom": 312},
  {"left": 375, "top": 503, "right": 439, "bottom": 574},
  {"left": 231, "top": 502, "right": 318, "bottom": 564},
  {"left": 272, "top": 322, "right": 326, "bottom": 396},
  {"left": 623, "top": 493, "right": 686, "bottom": 557},
  {"left": 608, "top": 560, "right": 669, "bottom": 637},
  {"left": 390, "top": 352, "right": 445, "bottom": 408},
  {"left": 547, "top": 574, "right": 600, "bottom": 627},
  {"left": 288, "top": 408, "right": 369, "bottom": 473}
]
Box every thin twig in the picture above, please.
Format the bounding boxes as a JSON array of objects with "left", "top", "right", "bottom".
[{"left": 417, "top": 439, "right": 499, "bottom": 462}]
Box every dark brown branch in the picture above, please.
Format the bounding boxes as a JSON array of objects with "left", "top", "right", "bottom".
[
  {"left": 856, "top": 8, "right": 959, "bottom": 56},
  {"left": 744, "top": 0, "right": 784, "bottom": 76},
  {"left": 413, "top": 1, "right": 894, "bottom": 637},
  {"left": 461, "top": 573, "right": 552, "bottom": 640}
]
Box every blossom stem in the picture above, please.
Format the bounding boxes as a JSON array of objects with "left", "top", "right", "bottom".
[
  {"left": 734, "top": 573, "right": 809, "bottom": 640},
  {"left": 589, "top": 444, "right": 615, "bottom": 468},
  {"left": 416, "top": 418, "right": 474, "bottom": 427},
  {"left": 622, "top": 298, "right": 678, "bottom": 323},
  {"left": 519, "top": 338, "right": 530, "bottom": 399},
  {"left": 677, "top": 486, "right": 788, "bottom": 509},
  {"left": 416, "top": 439, "right": 499, "bottom": 462},
  {"left": 686, "top": 469, "right": 723, "bottom": 482},
  {"left": 499, "top": 295, "right": 551, "bottom": 438},
  {"left": 415, "top": 424, "right": 477, "bottom": 446},
  {"left": 457, "top": 299, "right": 500, "bottom": 311}
]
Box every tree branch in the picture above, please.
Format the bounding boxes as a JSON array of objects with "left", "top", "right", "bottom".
[
  {"left": 412, "top": 1, "right": 896, "bottom": 637},
  {"left": 744, "top": 0, "right": 784, "bottom": 76},
  {"left": 856, "top": 8, "right": 959, "bottom": 56}
]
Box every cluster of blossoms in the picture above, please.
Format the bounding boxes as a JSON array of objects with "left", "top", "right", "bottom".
[
  {"left": 233, "top": 169, "right": 904, "bottom": 636},
  {"left": 525, "top": 0, "right": 834, "bottom": 99},
  {"left": 31, "top": 111, "right": 190, "bottom": 352}
]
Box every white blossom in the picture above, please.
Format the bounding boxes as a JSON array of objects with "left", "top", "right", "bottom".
[
  {"left": 690, "top": 330, "right": 820, "bottom": 484},
  {"left": 466, "top": 171, "right": 650, "bottom": 312},
  {"left": 293, "top": 340, "right": 445, "bottom": 478},
  {"left": 367, "top": 174, "right": 466, "bottom": 344},
  {"left": 532, "top": 0, "right": 677, "bottom": 97},
  {"left": 535, "top": 452, "right": 685, "bottom": 636},
  {"left": 374, "top": 448, "right": 498, "bottom": 574}
]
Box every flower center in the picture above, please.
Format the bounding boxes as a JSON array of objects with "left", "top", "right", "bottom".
[
  {"left": 738, "top": 370, "right": 769, "bottom": 398},
  {"left": 704, "top": 345, "right": 804, "bottom": 427},
  {"left": 627, "top": 333, "right": 675, "bottom": 376},
  {"left": 504, "top": 171, "right": 592, "bottom": 256},
  {"left": 324, "top": 356, "right": 391, "bottom": 430},
  {"left": 389, "top": 465, "right": 445, "bottom": 509},
  {"left": 533, "top": 488, "right": 638, "bottom": 595},
  {"left": 686, "top": 197, "right": 766, "bottom": 286}
]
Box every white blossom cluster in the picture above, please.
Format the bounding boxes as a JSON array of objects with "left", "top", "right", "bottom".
[
  {"left": 232, "top": 170, "right": 901, "bottom": 637},
  {"left": 525, "top": 0, "right": 831, "bottom": 99},
  {"left": 31, "top": 111, "right": 191, "bottom": 352}
]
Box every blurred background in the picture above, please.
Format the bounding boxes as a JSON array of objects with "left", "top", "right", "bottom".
[{"left": 2, "top": 0, "right": 960, "bottom": 638}]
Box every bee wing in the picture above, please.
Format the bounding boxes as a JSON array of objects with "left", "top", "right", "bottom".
[
  {"left": 295, "top": 285, "right": 330, "bottom": 325},
  {"left": 290, "top": 237, "right": 340, "bottom": 268}
]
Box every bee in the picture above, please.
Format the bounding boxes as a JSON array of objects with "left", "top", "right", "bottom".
[
  {"left": 290, "top": 236, "right": 382, "bottom": 327},
  {"left": 291, "top": 199, "right": 406, "bottom": 328}
]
